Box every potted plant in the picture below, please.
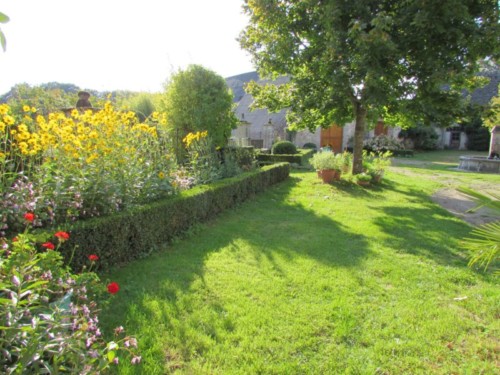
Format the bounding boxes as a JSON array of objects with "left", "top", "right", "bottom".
[
  {"left": 370, "top": 151, "right": 392, "bottom": 183},
  {"left": 355, "top": 172, "right": 372, "bottom": 186},
  {"left": 310, "top": 151, "right": 341, "bottom": 183}
]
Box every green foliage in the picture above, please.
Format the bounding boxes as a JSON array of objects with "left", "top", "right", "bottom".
[
  {"left": 484, "top": 84, "right": 500, "bottom": 129},
  {"left": 0, "top": 11, "right": 8, "bottom": 52},
  {"left": 458, "top": 187, "right": 500, "bottom": 272},
  {"left": 302, "top": 142, "right": 317, "bottom": 149},
  {"left": 460, "top": 105, "right": 491, "bottom": 151},
  {"left": 56, "top": 164, "right": 290, "bottom": 271},
  {"left": 120, "top": 92, "right": 157, "bottom": 122},
  {"left": 0, "top": 226, "right": 139, "bottom": 372},
  {"left": 271, "top": 141, "right": 297, "bottom": 155},
  {"left": 240, "top": 0, "right": 500, "bottom": 173},
  {"left": 257, "top": 149, "right": 314, "bottom": 165},
  {"left": 161, "top": 65, "right": 238, "bottom": 161},
  {"left": 310, "top": 151, "right": 342, "bottom": 171},
  {"left": 222, "top": 146, "right": 257, "bottom": 172},
  {"left": 399, "top": 126, "right": 439, "bottom": 150},
  {"left": 1, "top": 83, "right": 75, "bottom": 115},
  {"left": 462, "top": 221, "right": 500, "bottom": 272}
]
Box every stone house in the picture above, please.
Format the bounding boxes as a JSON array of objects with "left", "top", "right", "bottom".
[{"left": 226, "top": 70, "right": 499, "bottom": 152}]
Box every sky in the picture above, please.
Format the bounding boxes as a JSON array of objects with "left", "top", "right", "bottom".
[{"left": 0, "top": 0, "right": 255, "bottom": 95}]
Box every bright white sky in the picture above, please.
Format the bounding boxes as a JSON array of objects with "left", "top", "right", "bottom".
[{"left": 0, "top": 0, "right": 255, "bottom": 95}]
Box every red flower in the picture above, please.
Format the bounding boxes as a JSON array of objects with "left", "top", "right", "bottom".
[
  {"left": 42, "top": 242, "right": 55, "bottom": 250},
  {"left": 12, "top": 237, "right": 18, "bottom": 242},
  {"left": 88, "top": 254, "right": 99, "bottom": 262},
  {"left": 107, "top": 282, "right": 120, "bottom": 294},
  {"left": 24, "top": 213, "right": 35, "bottom": 222},
  {"left": 54, "top": 231, "right": 70, "bottom": 241}
]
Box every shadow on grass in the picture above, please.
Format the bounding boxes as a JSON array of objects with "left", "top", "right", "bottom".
[{"left": 99, "top": 173, "right": 372, "bottom": 371}]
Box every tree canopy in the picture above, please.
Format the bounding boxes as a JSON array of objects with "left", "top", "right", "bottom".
[
  {"left": 161, "top": 64, "right": 237, "bottom": 159},
  {"left": 240, "top": 0, "right": 500, "bottom": 173}
]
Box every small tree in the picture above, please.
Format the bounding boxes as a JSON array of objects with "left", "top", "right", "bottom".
[
  {"left": 161, "top": 65, "right": 238, "bottom": 162},
  {"left": 240, "top": 0, "right": 500, "bottom": 173}
]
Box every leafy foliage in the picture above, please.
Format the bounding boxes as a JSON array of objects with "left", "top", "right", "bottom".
[
  {"left": 399, "top": 126, "right": 439, "bottom": 150},
  {"left": 161, "top": 65, "right": 238, "bottom": 161},
  {"left": 458, "top": 187, "right": 500, "bottom": 272},
  {"left": 0, "top": 225, "right": 139, "bottom": 373},
  {"left": 271, "top": 140, "right": 297, "bottom": 155}
]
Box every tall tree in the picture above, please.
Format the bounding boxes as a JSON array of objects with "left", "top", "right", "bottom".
[
  {"left": 240, "top": 0, "right": 499, "bottom": 173},
  {"left": 161, "top": 64, "right": 237, "bottom": 161}
]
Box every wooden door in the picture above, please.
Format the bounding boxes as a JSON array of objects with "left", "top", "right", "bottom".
[
  {"left": 320, "top": 125, "right": 344, "bottom": 153},
  {"left": 374, "top": 121, "right": 388, "bottom": 136}
]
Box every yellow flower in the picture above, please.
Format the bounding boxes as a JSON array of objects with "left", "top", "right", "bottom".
[
  {"left": 158, "top": 171, "right": 165, "bottom": 179},
  {"left": 23, "top": 105, "right": 31, "bottom": 112},
  {"left": 31, "top": 107, "right": 37, "bottom": 113},
  {"left": 3, "top": 115, "right": 15, "bottom": 125},
  {"left": 0, "top": 104, "right": 9, "bottom": 115}
]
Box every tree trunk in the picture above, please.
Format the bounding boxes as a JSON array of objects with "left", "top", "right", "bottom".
[{"left": 352, "top": 103, "right": 367, "bottom": 175}]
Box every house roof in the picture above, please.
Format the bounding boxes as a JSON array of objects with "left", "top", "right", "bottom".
[
  {"left": 470, "top": 69, "right": 500, "bottom": 106},
  {"left": 226, "top": 71, "right": 290, "bottom": 134}
]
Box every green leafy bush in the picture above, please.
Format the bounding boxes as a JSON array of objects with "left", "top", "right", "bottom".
[
  {"left": 257, "top": 149, "right": 314, "bottom": 166},
  {"left": 271, "top": 141, "right": 297, "bottom": 155},
  {"left": 399, "top": 127, "right": 439, "bottom": 150},
  {"left": 0, "top": 218, "right": 139, "bottom": 373},
  {"left": 302, "top": 142, "right": 317, "bottom": 149}
]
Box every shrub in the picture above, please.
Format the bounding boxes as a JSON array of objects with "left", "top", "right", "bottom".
[
  {"left": 363, "top": 135, "right": 404, "bottom": 152},
  {"left": 0, "top": 218, "right": 139, "bottom": 372},
  {"left": 399, "top": 126, "right": 439, "bottom": 150},
  {"left": 302, "top": 142, "right": 317, "bottom": 149},
  {"left": 257, "top": 149, "right": 314, "bottom": 166},
  {"left": 271, "top": 141, "right": 297, "bottom": 155}
]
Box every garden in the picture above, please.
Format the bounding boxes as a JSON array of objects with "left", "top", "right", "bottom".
[
  {"left": 1, "top": 89, "right": 499, "bottom": 373},
  {"left": 98, "top": 151, "right": 499, "bottom": 374}
]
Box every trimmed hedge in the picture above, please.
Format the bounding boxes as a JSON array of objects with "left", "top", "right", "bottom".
[
  {"left": 257, "top": 149, "right": 315, "bottom": 166},
  {"left": 345, "top": 147, "right": 414, "bottom": 157},
  {"left": 58, "top": 163, "right": 290, "bottom": 270}
]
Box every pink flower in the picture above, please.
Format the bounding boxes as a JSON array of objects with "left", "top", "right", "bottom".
[
  {"left": 107, "top": 282, "right": 120, "bottom": 294},
  {"left": 24, "top": 213, "right": 35, "bottom": 222},
  {"left": 42, "top": 242, "right": 55, "bottom": 250}
]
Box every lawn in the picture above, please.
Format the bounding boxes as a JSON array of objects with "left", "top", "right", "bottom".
[{"left": 100, "top": 152, "right": 499, "bottom": 374}]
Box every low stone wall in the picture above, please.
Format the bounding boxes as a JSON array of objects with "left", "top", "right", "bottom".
[{"left": 458, "top": 156, "right": 500, "bottom": 173}]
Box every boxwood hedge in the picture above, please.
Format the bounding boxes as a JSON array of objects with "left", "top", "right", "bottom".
[{"left": 57, "top": 163, "right": 290, "bottom": 270}]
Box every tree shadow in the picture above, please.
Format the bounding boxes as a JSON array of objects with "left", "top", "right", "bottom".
[{"left": 99, "top": 173, "right": 372, "bottom": 372}]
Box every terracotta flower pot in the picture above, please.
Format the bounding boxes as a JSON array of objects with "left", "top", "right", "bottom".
[{"left": 320, "top": 169, "right": 337, "bottom": 183}]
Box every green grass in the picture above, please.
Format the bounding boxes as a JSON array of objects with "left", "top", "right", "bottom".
[{"left": 100, "top": 152, "right": 499, "bottom": 374}]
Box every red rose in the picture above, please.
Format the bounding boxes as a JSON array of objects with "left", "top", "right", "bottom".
[
  {"left": 88, "top": 254, "right": 99, "bottom": 262},
  {"left": 24, "top": 213, "right": 35, "bottom": 222},
  {"left": 42, "top": 242, "right": 55, "bottom": 250},
  {"left": 107, "top": 282, "right": 120, "bottom": 294},
  {"left": 54, "top": 231, "right": 70, "bottom": 241}
]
